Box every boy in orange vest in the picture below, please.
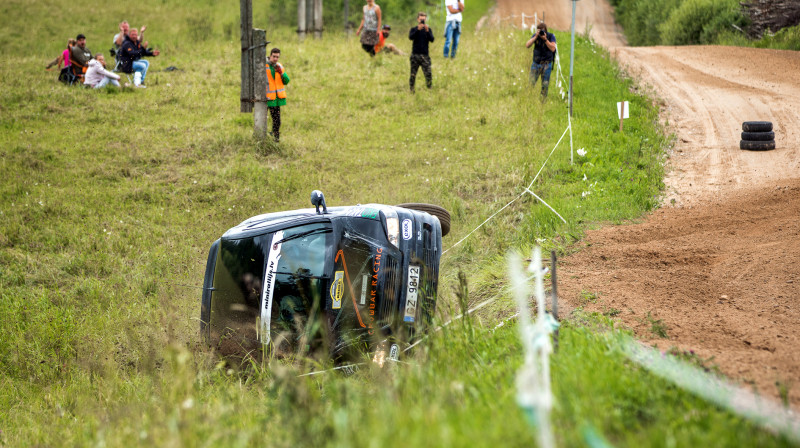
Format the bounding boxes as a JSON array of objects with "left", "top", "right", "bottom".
[{"left": 266, "top": 47, "right": 290, "bottom": 142}]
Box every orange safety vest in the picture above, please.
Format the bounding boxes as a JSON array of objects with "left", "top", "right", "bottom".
[
  {"left": 266, "top": 64, "right": 287, "bottom": 100},
  {"left": 375, "top": 33, "right": 386, "bottom": 53}
]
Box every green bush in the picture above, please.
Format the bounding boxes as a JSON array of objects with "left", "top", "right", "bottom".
[
  {"left": 756, "top": 24, "right": 800, "bottom": 50},
  {"left": 610, "top": 0, "right": 747, "bottom": 46},
  {"left": 659, "top": 0, "right": 746, "bottom": 45}
]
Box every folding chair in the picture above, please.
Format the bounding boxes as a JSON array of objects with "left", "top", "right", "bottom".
[
  {"left": 110, "top": 47, "right": 133, "bottom": 85},
  {"left": 67, "top": 58, "right": 87, "bottom": 86}
]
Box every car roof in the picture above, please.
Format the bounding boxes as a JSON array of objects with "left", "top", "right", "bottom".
[{"left": 222, "top": 204, "right": 391, "bottom": 240}]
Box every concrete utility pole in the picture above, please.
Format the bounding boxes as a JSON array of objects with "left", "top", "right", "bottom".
[
  {"left": 241, "top": 0, "right": 253, "bottom": 112},
  {"left": 298, "top": 0, "right": 323, "bottom": 39},
  {"left": 569, "top": 0, "right": 578, "bottom": 117},
  {"left": 253, "top": 29, "right": 268, "bottom": 138},
  {"left": 314, "top": 0, "right": 323, "bottom": 38},
  {"left": 298, "top": 0, "right": 307, "bottom": 40}
]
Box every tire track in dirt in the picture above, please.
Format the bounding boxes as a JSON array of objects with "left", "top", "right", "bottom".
[{"left": 486, "top": 0, "right": 800, "bottom": 407}]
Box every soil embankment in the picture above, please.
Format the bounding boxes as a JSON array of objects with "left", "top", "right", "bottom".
[{"left": 489, "top": 0, "right": 800, "bottom": 406}]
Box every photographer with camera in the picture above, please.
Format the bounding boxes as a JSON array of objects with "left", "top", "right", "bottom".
[
  {"left": 525, "top": 22, "right": 557, "bottom": 100},
  {"left": 408, "top": 12, "right": 434, "bottom": 93}
]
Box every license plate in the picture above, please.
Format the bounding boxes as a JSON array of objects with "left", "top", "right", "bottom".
[{"left": 404, "top": 265, "right": 420, "bottom": 322}]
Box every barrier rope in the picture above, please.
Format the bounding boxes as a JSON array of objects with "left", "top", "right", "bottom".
[{"left": 443, "top": 124, "right": 571, "bottom": 255}]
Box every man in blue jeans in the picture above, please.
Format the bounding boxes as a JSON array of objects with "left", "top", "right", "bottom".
[
  {"left": 443, "top": 0, "right": 464, "bottom": 58},
  {"left": 525, "top": 22, "right": 556, "bottom": 100},
  {"left": 120, "top": 28, "right": 160, "bottom": 88}
]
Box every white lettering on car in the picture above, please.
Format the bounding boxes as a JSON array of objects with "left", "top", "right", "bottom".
[{"left": 260, "top": 230, "right": 283, "bottom": 344}]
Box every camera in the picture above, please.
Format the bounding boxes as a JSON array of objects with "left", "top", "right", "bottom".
[
  {"left": 538, "top": 29, "right": 545, "bottom": 36},
  {"left": 420, "top": 19, "right": 426, "bottom": 25}
]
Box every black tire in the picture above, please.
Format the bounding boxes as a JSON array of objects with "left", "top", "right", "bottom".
[
  {"left": 741, "top": 131, "right": 775, "bottom": 141},
  {"left": 742, "top": 121, "right": 772, "bottom": 132},
  {"left": 740, "top": 140, "right": 775, "bottom": 151},
  {"left": 397, "top": 203, "right": 451, "bottom": 237}
]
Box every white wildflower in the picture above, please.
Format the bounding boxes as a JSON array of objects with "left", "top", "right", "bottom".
[{"left": 577, "top": 148, "right": 587, "bottom": 157}]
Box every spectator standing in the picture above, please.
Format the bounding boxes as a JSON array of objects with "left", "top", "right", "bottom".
[
  {"left": 120, "top": 28, "right": 159, "bottom": 88},
  {"left": 266, "top": 48, "right": 290, "bottom": 143},
  {"left": 84, "top": 54, "right": 121, "bottom": 88},
  {"left": 374, "top": 25, "right": 404, "bottom": 55},
  {"left": 408, "top": 12, "right": 434, "bottom": 93},
  {"left": 356, "top": 0, "right": 382, "bottom": 56},
  {"left": 70, "top": 34, "right": 93, "bottom": 67},
  {"left": 525, "top": 22, "right": 557, "bottom": 100},
  {"left": 443, "top": 0, "right": 464, "bottom": 58}
]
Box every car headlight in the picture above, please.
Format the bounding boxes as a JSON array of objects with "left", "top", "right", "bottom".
[{"left": 383, "top": 209, "right": 400, "bottom": 248}]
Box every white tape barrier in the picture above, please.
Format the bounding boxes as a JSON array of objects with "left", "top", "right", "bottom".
[
  {"left": 622, "top": 339, "right": 800, "bottom": 443},
  {"left": 510, "top": 247, "right": 558, "bottom": 448},
  {"left": 443, "top": 35, "right": 574, "bottom": 256},
  {"left": 443, "top": 125, "right": 571, "bottom": 255}
]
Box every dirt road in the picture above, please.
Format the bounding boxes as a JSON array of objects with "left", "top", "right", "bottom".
[{"left": 489, "top": 1, "right": 800, "bottom": 405}]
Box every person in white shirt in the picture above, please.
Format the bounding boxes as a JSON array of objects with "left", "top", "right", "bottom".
[
  {"left": 84, "top": 54, "right": 121, "bottom": 88},
  {"left": 443, "top": 0, "right": 464, "bottom": 58}
]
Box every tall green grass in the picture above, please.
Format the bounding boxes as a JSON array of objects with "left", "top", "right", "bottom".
[{"left": 0, "top": 1, "right": 793, "bottom": 446}]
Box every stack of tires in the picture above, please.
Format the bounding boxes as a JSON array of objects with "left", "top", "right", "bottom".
[{"left": 740, "top": 121, "right": 775, "bottom": 151}]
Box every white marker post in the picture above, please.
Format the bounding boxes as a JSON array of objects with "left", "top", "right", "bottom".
[{"left": 617, "top": 100, "right": 629, "bottom": 132}]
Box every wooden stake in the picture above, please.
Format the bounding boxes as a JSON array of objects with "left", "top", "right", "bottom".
[
  {"left": 619, "top": 101, "right": 625, "bottom": 132},
  {"left": 240, "top": 0, "right": 253, "bottom": 113}
]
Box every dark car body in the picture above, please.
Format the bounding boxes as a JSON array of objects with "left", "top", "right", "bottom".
[{"left": 200, "top": 203, "right": 443, "bottom": 361}]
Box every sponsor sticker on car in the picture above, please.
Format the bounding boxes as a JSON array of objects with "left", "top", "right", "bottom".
[
  {"left": 402, "top": 219, "right": 413, "bottom": 240},
  {"left": 330, "top": 271, "right": 344, "bottom": 309},
  {"left": 404, "top": 265, "right": 420, "bottom": 322}
]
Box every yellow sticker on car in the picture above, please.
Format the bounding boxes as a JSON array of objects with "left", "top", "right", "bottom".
[{"left": 330, "top": 271, "right": 344, "bottom": 309}]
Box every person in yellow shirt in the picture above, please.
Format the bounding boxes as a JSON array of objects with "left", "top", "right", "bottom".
[{"left": 266, "top": 48, "right": 290, "bottom": 143}]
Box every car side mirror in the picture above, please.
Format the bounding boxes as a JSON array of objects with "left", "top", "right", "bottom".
[{"left": 311, "top": 190, "right": 328, "bottom": 214}]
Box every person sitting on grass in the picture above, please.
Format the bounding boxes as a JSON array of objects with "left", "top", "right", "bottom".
[
  {"left": 119, "top": 28, "right": 159, "bottom": 88},
  {"left": 84, "top": 54, "right": 121, "bottom": 88},
  {"left": 374, "top": 25, "right": 404, "bottom": 55},
  {"left": 70, "top": 34, "right": 93, "bottom": 67},
  {"left": 46, "top": 38, "right": 76, "bottom": 71}
]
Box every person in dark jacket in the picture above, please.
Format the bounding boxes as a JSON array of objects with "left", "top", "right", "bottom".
[
  {"left": 120, "top": 28, "right": 159, "bottom": 88},
  {"left": 408, "top": 12, "right": 434, "bottom": 93},
  {"left": 525, "top": 22, "right": 557, "bottom": 100}
]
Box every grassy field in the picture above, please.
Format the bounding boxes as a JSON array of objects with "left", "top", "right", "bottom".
[{"left": 0, "top": 0, "right": 795, "bottom": 446}]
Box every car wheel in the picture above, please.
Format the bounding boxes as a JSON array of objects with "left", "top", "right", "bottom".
[
  {"left": 397, "top": 203, "right": 451, "bottom": 237},
  {"left": 740, "top": 140, "right": 775, "bottom": 151},
  {"left": 741, "top": 131, "right": 775, "bottom": 141},
  {"left": 742, "top": 121, "right": 772, "bottom": 132}
]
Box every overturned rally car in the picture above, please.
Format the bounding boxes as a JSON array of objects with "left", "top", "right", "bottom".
[{"left": 200, "top": 191, "right": 450, "bottom": 363}]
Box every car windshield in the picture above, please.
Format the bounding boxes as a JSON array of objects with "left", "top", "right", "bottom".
[{"left": 266, "top": 223, "right": 332, "bottom": 355}]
